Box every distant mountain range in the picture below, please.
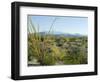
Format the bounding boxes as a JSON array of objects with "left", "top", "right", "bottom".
[{"left": 36, "top": 31, "right": 87, "bottom": 37}]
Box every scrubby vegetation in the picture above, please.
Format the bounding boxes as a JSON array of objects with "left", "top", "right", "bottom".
[{"left": 28, "top": 17, "right": 88, "bottom": 66}]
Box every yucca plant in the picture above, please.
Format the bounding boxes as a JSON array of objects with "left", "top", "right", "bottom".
[{"left": 28, "top": 16, "right": 60, "bottom": 65}]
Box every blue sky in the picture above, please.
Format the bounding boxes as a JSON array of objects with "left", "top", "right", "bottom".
[{"left": 28, "top": 15, "right": 88, "bottom": 35}]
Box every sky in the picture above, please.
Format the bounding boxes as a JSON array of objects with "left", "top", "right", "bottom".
[{"left": 28, "top": 15, "right": 88, "bottom": 35}]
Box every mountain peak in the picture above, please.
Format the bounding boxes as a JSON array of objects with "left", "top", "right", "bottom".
[{"left": 38, "top": 31, "right": 85, "bottom": 37}]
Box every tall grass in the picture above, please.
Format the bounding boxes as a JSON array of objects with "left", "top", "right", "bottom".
[{"left": 28, "top": 16, "right": 57, "bottom": 65}]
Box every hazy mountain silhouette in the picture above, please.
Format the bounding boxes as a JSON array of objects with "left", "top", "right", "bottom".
[{"left": 38, "top": 31, "right": 85, "bottom": 37}]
